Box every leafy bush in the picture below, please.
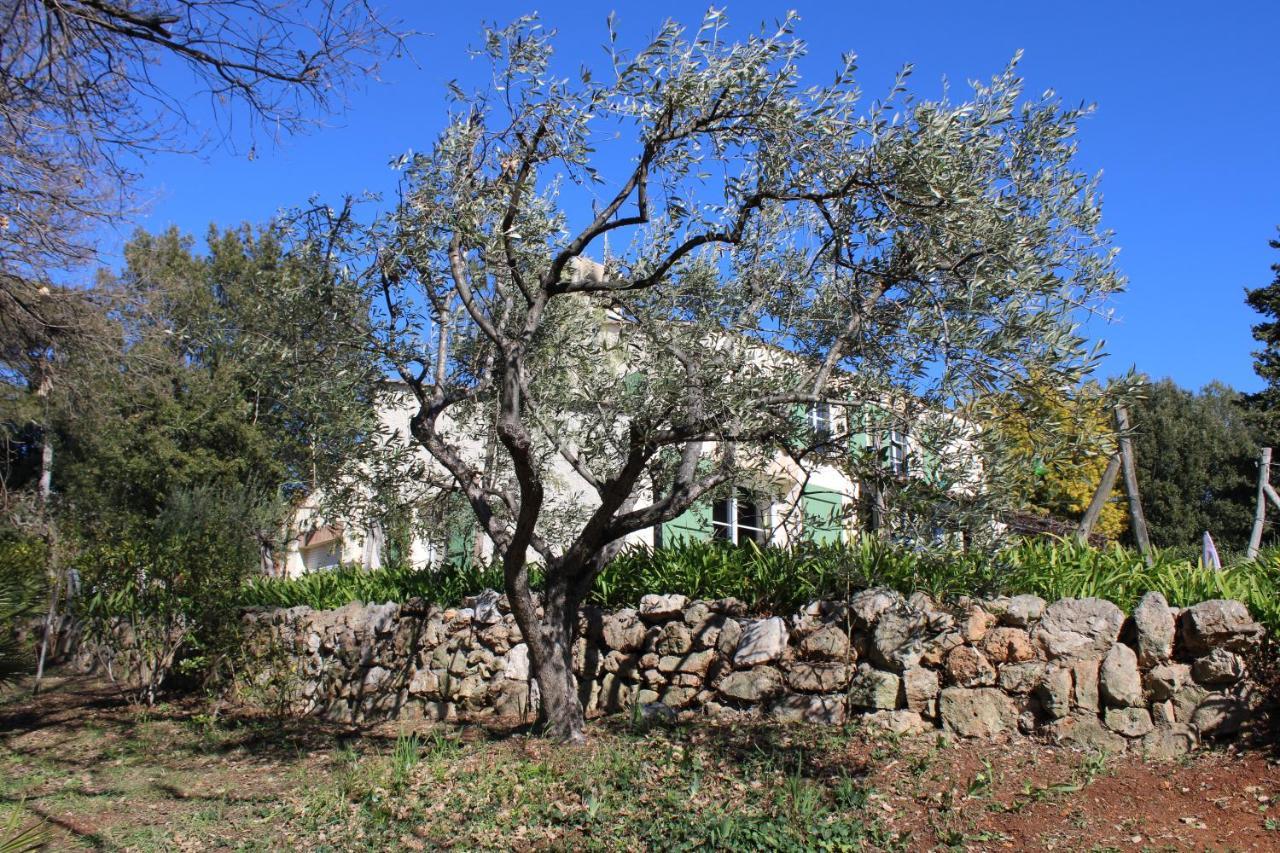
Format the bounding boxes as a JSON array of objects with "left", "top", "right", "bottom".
[
  {"left": 74, "top": 485, "right": 270, "bottom": 703},
  {"left": 0, "top": 533, "right": 47, "bottom": 686}
]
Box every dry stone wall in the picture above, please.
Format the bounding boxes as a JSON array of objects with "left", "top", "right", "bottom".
[{"left": 237, "top": 589, "right": 1268, "bottom": 757}]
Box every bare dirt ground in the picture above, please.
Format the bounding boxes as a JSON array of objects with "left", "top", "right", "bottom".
[{"left": 2, "top": 674, "right": 1279, "bottom": 851}]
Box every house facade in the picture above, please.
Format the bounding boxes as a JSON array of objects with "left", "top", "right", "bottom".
[{"left": 281, "top": 386, "right": 972, "bottom": 578}]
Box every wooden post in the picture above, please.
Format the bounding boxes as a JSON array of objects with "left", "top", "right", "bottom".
[
  {"left": 1114, "top": 405, "right": 1153, "bottom": 566},
  {"left": 1077, "top": 452, "right": 1121, "bottom": 541},
  {"left": 1247, "top": 447, "right": 1272, "bottom": 560}
]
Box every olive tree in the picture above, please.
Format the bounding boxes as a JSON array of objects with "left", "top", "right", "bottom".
[{"left": 303, "top": 12, "right": 1122, "bottom": 741}]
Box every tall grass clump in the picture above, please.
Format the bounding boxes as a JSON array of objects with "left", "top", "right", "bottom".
[
  {"left": 239, "top": 560, "right": 508, "bottom": 611},
  {"left": 236, "top": 537, "right": 1280, "bottom": 637}
]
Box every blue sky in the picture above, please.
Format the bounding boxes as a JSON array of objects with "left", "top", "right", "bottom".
[{"left": 118, "top": 1, "right": 1280, "bottom": 393}]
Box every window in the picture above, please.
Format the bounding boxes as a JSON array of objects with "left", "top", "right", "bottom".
[
  {"left": 302, "top": 541, "right": 342, "bottom": 572},
  {"left": 886, "top": 428, "right": 909, "bottom": 477},
  {"left": 805, "top": 401, "right": 834, "bottom": 447},
  {"left": 712, "top": 489, "right": 769, "bottom": 545},
  {"left": 300, "top": 524, "right": 343, "bottom": 572}
]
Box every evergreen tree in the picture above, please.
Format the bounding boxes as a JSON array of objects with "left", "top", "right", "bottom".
[
  {"left": 1244, "top": 228, "right": 1280, "bottom": 404},
  {"left": 1127, "top": 380, "right": 1259, "bottom": 549}
]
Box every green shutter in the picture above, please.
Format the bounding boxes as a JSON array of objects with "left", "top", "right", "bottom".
[
  {"left": 444, "top": 520, "right": 475, "bottom": 568},
  {"left": 660, "top": 501, "right": 712, "bottom": 545},
  {"left": 790, "top": 403, "right": 808, "bottom": 447},
  {"left": 849, "top": 404, "right": 872, "bottom": 452},
  {"left": 801, "top": 487, "right": 844, "bottom": 545},
  {"left": 922, "top": 443, "right": 943, "bottom": 487}
]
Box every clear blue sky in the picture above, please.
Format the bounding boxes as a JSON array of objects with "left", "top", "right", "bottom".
[{"left": 119, "top": 1, "right": 1280, "bottom": 393}]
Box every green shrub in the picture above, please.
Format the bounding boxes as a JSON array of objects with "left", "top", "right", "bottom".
[
  {"left": 74, "top": 485, "right": 269, "bottom": 703},
  {"left": 0, "top": 532, "right": 47, "bottom": 686}
]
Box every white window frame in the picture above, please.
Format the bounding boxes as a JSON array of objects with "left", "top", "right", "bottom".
[
  {"left": 887, "top": 428, "right": 909, "bottom": 477},
  {"left": 712, "top": 489, "right": 769, "bottom": 545},
  {"left": 805, "top": 401, "right": 834, "bottom": 447},
  {"left": 301, "top": 541, "right": 342, "bottom": 572}
]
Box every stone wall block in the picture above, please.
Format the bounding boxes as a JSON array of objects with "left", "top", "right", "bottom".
[
  {"left": 1099, "top": 643, "right": 1143, "bottom": 708},
  {"left": 1033, "top": 598, "right": 1125, "bottom": 661},
  {"left": 939, "top": 687, "right": 1016, "bottom": 738},
  {"left": 945, "top": 645, "right": 996, "bottom": 688},
  {"left": 847, "top": 664, "right": 901, "bottom": 711},
  {"left": 733, "top": 617, "right": 789, "bottom": 667},
  {"left": 1132, "top": 591, "right": 1175, "bottom": 666}
]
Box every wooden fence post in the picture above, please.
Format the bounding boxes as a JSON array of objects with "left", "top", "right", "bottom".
[
  {"left": 1077, "top": 453, "right": 1121, "bottom": 542},
  {"left": 1114, "top": 405, "right": 1153, "bottom": 566},
  {"left": 1247, "top": 447, "right": 1272, "bottom": 560}
]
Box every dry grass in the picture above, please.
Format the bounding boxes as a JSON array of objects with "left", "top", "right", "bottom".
[{"left": 3, "top": 675, "right": 1280, "bottom": 851}]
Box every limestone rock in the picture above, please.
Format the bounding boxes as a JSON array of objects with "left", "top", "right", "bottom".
[
  {"left": 1151, "top": 700, "right": 1176, "bottom": 727},
  {"left": 408, "top": 668, "right": 439, "bottom": 696},
  {"left": 658, "top": 650, "right": 716, "bottom": 677},
  {"left": 919, "top": 630, "right": 965, "bottom": 667},
  {"left": 1035, "top": 665, "right": 1073, "bottom": 719},
  {"left": 468, "top": 589, "right": 503, "bottom": 626},
  {"left": 688, "top": 613, "right": 729, "bottom": 650},
  {"left": 847, "top": 664, "right": 901, "bottom": 711},
  {"left": 1002, "top": 594, "right": 1047, "bottom": 628},
  {"left": 1146, "top": 662, "right": 1192, "bottom": 703},
  {"left": 1104, "top": 707, "right": 1154, "bottom": 738},
  {"left": 998, "top": 661, "right": 1048, "bottom": 695},
  {"left": 1069, "top": 659, "right": 1101, "bottom": 713},
  {"left": 1044, "top": 714, "right": 1128, "bottom": 754},
  {"left": 939, "top": 687, "right": 1016, "bottom": 738},
  {"left": 983, "top": 627, "right": 1036, "bottom": 663},
  {"left": 596, "top": 673, "right": 635, "bottom": 713},
  {"left": 870, "top": 606, "right": 933, "bottom": 672},
  {"left": 503, "top": 643, "right": 530, "bottom": 681},
  {"left": 848, "top": 588, "right": 904, "bottom": 629},
  {"left": 945, "top": 645, "right": 996, "bottom": 688},
  {"left": 772, "top": 693, "right": 846, "bottom": 725},
  {"left": 1099, "top": 643, "right": 1143, "bottom": 708},
  {"left": 1191, "top": 692, "right": 1250, "bottom": 738},
  {"left": 1179, "top": 599, "right": 1264, "bottom": 656},
  {"left": 786, "top": 662, "right": 850, "bottom": 693},
  {"left": 602, "top": 650, "right": 643, "bottom": 681},
  {"left": 864, "top": 709, "right": 932, "bottom": 736},
  {"left": 798, "top": 624, "right": 851, "bottom": 661},
  {"left": 1191, "top": 648, "right": 1246, "bottom": 687},
  {"left": 903, "top": 667, "right": 941, "bottom": 716},
  {"left": 713, "top": 618, "right": 742, "bottom": 659},
  {"left": 682, "top": 601, "right": 712, "bottom": 629},
  {"left": 1033, "top": 598, "right": 1125, "bottom": 660},
  {"left": 638, "top": 594, "right": 689, "bottom": 622},
  {"left": 1172, "top": 683, "right": 1211, "bottom": 726},
  {"left": 959, "top": 606, "right": 997, "bottom": 644},
  {"left": 734, "top": 617, "right": 789, "bottom": 667},
  {"left": 1132, "top": 591, "right": 1175, "bottom": 666},
  {"left": 718, "top": 666, "right": 784, "bottom": 702},
  {"left": 656, "top": 622, "right": 694, "bottom": 656},
  {"left": 660, "top": 685, "right": 697, "bottom": 708},
  {"left": 1141, "top": 725, "right": 1197, "bottom": 761},
  {"left": 600, "top": 609, "right": 647, "bottom": 652}
]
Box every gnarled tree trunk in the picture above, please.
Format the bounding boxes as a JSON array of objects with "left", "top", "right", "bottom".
[{"left": 503, "top": 553, "right": 587, "bottom": 743}]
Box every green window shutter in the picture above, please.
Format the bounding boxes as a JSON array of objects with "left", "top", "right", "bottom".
[
  {"left": 622, "top": 371, "right": 646, "bottom": 396},
  {"left": 922, "top": 443, "right": 944, "bottom": 487},
  {"left": 849, "top": 404, "right": 872, "bottom": 452},
  {"left": 789, "top": 403, "right": 808, "bottom": 447},
  {"left": 660, "top": 501, "right": 712, "bottom": 545},
  {"left": 801, "top": 487, "right": 844, "bottom": 545},
  {"left": 445, "top": 520, "right": 475, "bottom": 568}
]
